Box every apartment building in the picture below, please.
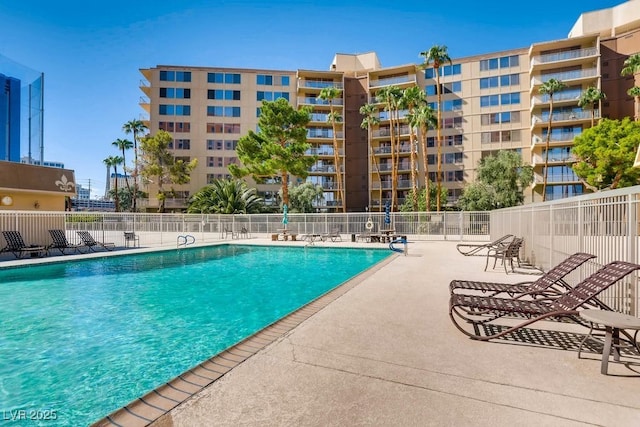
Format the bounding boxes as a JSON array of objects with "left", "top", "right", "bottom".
[{"left": 139, "top": 1, "right": 640, "bottom": 211}]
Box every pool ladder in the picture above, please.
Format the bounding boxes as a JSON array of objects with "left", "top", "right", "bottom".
[{"left": 177, "top": 234, "right": 196, "bottom": 248}]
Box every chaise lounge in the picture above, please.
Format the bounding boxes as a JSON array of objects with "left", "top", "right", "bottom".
[
  {"left": 1, "top": 231, "right": 47, "bottom": 258},
  {"left": 449, "top": 260, "right": 640, "bottom": 341},
  {"left": 456, "top": 234, "right": 513, "bottom": 256},
  {"left": 450, "top": 252, "right": 597, "bottom": 297},
  {"left": 77, "top": 231, "right": 115, "bottom": 252},
  {"left": 48, "top": 229, "right": 83, "bottom": 255}
]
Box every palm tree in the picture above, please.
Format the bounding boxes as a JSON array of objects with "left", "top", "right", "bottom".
[
  {"left": 409, "top": 104, "right": 437, "bottom": 211},
  {"left": 360, "top": 103, "right": 382, "bottom": 211},
  {"left": 621, "top": 53, "right": 640, "bottom": 79},
  {"left": 538, "top": 78, "right": 567, "bottom": 202},
  {"left": 376, "top": 85, "right": 403, "bottom": 211},
  {"left": 400, "top": 85, "right": 426, "bottom": 211},
  {"left": 628, "top": 86, "right": 640, "bottom": 122},
  {"left": 318, "top": 87, "right": 346, "bottom": 213},
  {"left": 122, "top": 119, "right": 148, "bottom": 211},
  {"left": 112, "top": 138, "right": 134, "bottom": 196},
  {"left": 577, "top": 86, "right": 606, "bottom": 127},
  {"left": 420, "top": 45, "right": 452, "bottom": 212},
  {"left": 103, "top": 155, "right": 124, "bottom": 212},
  {"left": 187, "top": 179, "right": 263, "bottom": 214}
]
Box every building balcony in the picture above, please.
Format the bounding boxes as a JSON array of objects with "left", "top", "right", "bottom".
[
  {"left": 308, "top": 165, "right": 344, "bottom": 173},
  {"left": 530, "top": 68, "right": 598, "bottom": 88},
  {"left": 530, "top": 90, "right": 584, "bottom": 107},
  {"left": 297, "top": 97, "right": 344, "bottom": 107},
  {"left": 530, "top": 47, "right": 598, "bottom": 69},
  {"left": 307, "top": 130, "right": 344, "bottom": 139},
  {"left": 531, "top": 110, "right": 598, "bottom": 127},
  {"left": 531, "top": 133, "right": 581, "bottom": 148},
  {"left": 531, "top": 154, "right": 577, "bottom": 166},
  {"left": 297, "top": 80, "right": 343, "bottom": 90},
  {"left": 369, "top": 74, "right": 417, "bottom": 88},
  {"left": 533, "top": 173, "right": 581, "bottom": 185},
  {"left": 306, "top": 148, "right": 344, "bottom": 156}
]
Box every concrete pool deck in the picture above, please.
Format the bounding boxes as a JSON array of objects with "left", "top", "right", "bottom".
[
  {"left": 4, "top": 237, "right": 639, "bottom": 426},
  {"left": 146, "top": 239, "right": 640, "bottom": 426}
]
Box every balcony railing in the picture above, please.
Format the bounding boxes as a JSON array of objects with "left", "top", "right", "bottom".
[
  {"left": 532, "top": 132, "right": 582, "bottom": 145},
  {"left": 298, "top": 80, "right": 343, "bottom": 90},
  {"left": 531, "top": 47, "right": 598, "bottom": 65},
  {"left": 297, "top": 97, "right": 344, "bottom": 106},
  {"left": 532, "top": 154, "right": 577, "bottom": 164},
  {"left": 369, "top": 75, "right": 416, "bottom": 88},
  {"left": 531, "top": 68, "right": 597, "bottom": 86},
  {"left": 532, "top": 110, "right": 598, "bottom": 124},
  {"left": 305, "top": 148, "right": 344, "bottom": 156},
  {"left": 308, "top": 165, "right": 344, "bottom": 173},
  {"left": 531, "top": 90, "right": 583, "bottom": 105},
  {"left": 307, "top": 130, "right": 344, "bottom": 139}
]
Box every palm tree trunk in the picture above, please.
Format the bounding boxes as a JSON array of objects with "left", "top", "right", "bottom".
[
  {"left": 635, "top": 96, "right": 640, "bottom": 122},
  {"left": 542, "top": 100, "right": 554, "bottom": 202},
  {"left": 389, "top": 115, "right": 397, "bottom": 212},
  {"left": 410, "top": 129, "right": 418, "bottom": 211},
  {"left": 369, "top": 143, "right": 383, "bottom": 212},
  {"left": 132, "top": 131, "right": 138, "bottom": 212},
  {"left": 435, "top": 73, "right": 443, "bottom": 212},
  {"left": 113, "top": 166, "right": 120, "bottom": 212},
  {"left": 420, "top": 125, "right": 430, "bottom": 211}
]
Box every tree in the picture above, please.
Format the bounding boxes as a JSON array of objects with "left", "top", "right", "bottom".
[
  {"left": 572, "top": 118, "right": 640, "bottom": 190},
  {"left": 108, "top": 187, "right": 147, "bottom": 212},
  {"left": 318, "top": 87, "right": 346, "bottom": 212},
  {"left": 620, "top": 53, "right": 640, "bottom": 79},
  {"left": 103, "top": 155, "right": 123, "bottom": 211},
  {"left": 123, "top": 119, "right": 148, "bottom": 211},
  {"left": 359, "top": 103, "right": 382, "bottom": 211},
  {"left": 376, "top": 85, "right": 403, "bottom": 211},
  {"left": 229, "top": 98, "right": 314, "bottom": 208},
  {"left": 420, "top": 45, "right": 452, "bottom": 212},
  {"left": 399, "top": 185, "right": 447, "bottom": 212},
  {"left": 280, "top": 181, "right": 324, "bottom": 213},
  {"left": 538, "top": 78, "right": 567, "bottom": 201},
  {"left": 577, "top": 86, "right": 606, "bottom": 127},
  {"left": 187, "top": 179, "right": 263, "bottom": 214},
  {"left": 409, "top": 104, "right": 437, "bottom": 211},
  {"left": 139, "top": 130, "right": 198, "bottom": 213},
  {"left": 628, "top": 86, "right": 640, "bottom": 122},
  {"left": 457, "top": 151, "right": 533, "bottom": 211},
  {"left": 112, "top": 138, "right": 134, "bottom": 196},
  {"left": 401, "top": 85, "right": 428, "bottom": 211}
]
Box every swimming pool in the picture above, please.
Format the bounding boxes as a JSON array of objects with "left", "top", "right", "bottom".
[{"left": 0, "top": 245, "right": 391, "bottom": 426}]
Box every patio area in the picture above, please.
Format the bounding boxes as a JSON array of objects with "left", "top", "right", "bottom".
[{"left": 146, "top": 240, "right": 640, "bottom": 426}]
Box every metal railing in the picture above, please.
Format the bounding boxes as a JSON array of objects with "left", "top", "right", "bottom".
[{"left": 491, "top": 185, "right": 640, "bottom": 316}]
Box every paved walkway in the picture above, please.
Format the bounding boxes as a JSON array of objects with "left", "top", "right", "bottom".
[{"left": 151, "top": 241, "right": 640, "bottom": 427}]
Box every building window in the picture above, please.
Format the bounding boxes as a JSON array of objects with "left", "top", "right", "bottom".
[
  {"left": 257, "top": 74, "right": 273, "bottom": 85},
  {"left": 480, "top": 55, "right": 519, "bottom": 71},
  {"left": 443, "top": 117, "right": 463, "bottom": 129},
  {"left": 500, "top": 74, "right": 520, "bottom": 87},
  {"left": 500, "top": 92, "right": 520, "bottom": 105},
  {"left": 479, "top": 76, "right": 499, "bottom": 89},
  {"left": 170, "top": 139, "right": 190, "bottom": 149},
  {"left": 280, "top": 75, "right": 290, "bottom": 86},
  {"left": 480, "top": 95, "right": 499, "bottom": 107},
  {"left": 207, "top": 73, "right": 241, "bottom": 84},
  {"left": 257, "top": 91, "right": 289, "bottom": 101},
  {"left": 424, "top": 64, "right": 461, "bottom": 78}
]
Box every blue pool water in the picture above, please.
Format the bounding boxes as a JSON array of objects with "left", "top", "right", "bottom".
[{"left": 0, "top": 245, "right": 390, "bottom": 426}]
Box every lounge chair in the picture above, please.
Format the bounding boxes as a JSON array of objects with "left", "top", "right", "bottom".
[
  {"left": 221, "top": 226, "right": 237, "bottom": 239},
  {"left": 48, "top": 229, "right": 83, "bottom": 255},
  {"left": 77, "top": 231, "right": 115, "bottom": 252},
  {"left": 449, "top": 260, "right": 640, "bottom": 341},
  {"left": 484, "top": 237, "right": 524, "bottom": 273},
  {"left": 239, "top": 226, "right": 250, "bottom": 239},
  {"left": 450, "top": 252, "right": 597, "bottom": 297},
  {"left": 456, "top": 234, "right": 513, "bottom": 256},
  {"left": 321, "top": 228, "right": 342, "bottom": 242},
  {"left": 1, "top": 231, "right": 47, "bottom": 258}
]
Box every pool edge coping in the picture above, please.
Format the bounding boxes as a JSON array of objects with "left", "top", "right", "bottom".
[{"left": 90, "top": 249, "right": 398, "bottom": 427}]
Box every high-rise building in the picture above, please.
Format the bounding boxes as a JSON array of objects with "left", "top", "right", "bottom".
[
  {"left": 0, "top": 73, "right": 21, "bottom": 162},
  {"left": 139, "top": 1, "right": 640, "bottom": 211}
]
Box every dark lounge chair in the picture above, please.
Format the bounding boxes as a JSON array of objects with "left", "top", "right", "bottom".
[
  {"left": 48, "top": 229, "right": 83, "bottom": 255},
  {"left": 321, "top": 228, "right": 342, "bottom": 242},
  {"left": 450, "top": 252, "right": 597, "bottom": 297},
  {"left": 449, "top": 260, "right": 640, "bottom": 341},
  {"left": 1, "top": 231, "right": 46, "bottom": 258},
  {"left": 77, "top": 231, "right": 115, "bottom": 252},
  {"left": 456, "top": 234, "right": 513, "bottom": 256}
]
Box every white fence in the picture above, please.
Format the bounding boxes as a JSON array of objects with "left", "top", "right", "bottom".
[
  {"left": 0, "top": 211, "right": 491, "bottom": 249},
  {"left": 491, "top": 185, "right": 640, "bottom": 316}
]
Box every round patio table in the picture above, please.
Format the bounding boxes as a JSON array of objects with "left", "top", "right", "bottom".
[{"left": 578, "top": 309, "right": 640, "bottom": 375}]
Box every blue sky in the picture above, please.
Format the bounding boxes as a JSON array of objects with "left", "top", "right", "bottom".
[{"left": 0, "top": 0, "right": 626, "bottom": 198}]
